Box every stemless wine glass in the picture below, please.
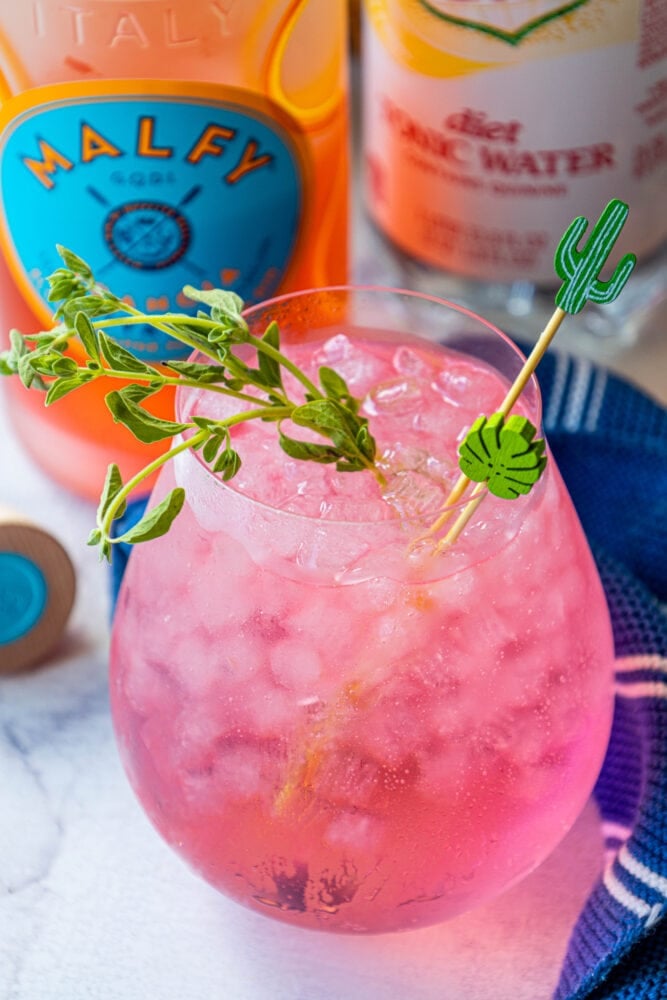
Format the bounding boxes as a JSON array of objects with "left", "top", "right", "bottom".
[{"left": 110, "top": 287, "right": 614, "bottom": 934}]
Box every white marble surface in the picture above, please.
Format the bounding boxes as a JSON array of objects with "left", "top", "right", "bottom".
[{"left": 1, "top": 296, "right": 666, "bottom": 999}]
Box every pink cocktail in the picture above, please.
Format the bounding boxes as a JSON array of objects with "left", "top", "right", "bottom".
[{"left": 110, "top": 288, "right": 614, "bottom": 933}]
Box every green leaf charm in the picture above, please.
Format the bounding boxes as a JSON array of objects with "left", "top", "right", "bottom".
[
  {"left": 554, "top": 199, "right": 636, "bottom": 314},
  {"left": 458, "top": 413, "right": 547, "bottom": 499}
]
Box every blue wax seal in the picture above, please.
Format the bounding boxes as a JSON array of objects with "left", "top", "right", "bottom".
[{"left": 0, "top": 552, "right": 48, "bottom": 645}]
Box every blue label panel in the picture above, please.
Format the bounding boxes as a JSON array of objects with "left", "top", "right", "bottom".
[{"left": 0, "top": 91, "right": 305, "bottom": 359}]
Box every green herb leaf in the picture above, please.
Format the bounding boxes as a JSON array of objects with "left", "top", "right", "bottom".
[
  {"left": 56, "top": 245, "right": 94, "bottom": 281},
  {"left": 291, "top": 398, "right": 361, "bottom": 448},
  {"left": 116, "top": 382, "right": 162, "bottom": 405},
  {"left": 4, "top": 248, "right": 381, "bottom": 551},
  {"left": 106, "top": 390, "right": 189, "bottom": 443},
  {"left": 9, "top": 328, "right": 28, "bottom": 360},
  {"left": 17, "top": 353, "right": 42, "bottom": 390},
  {"left": 355, "top": 424, "right": 377, "bottom": 461},
  {"left": 222, "top": 352, "right": 252, "bottom": 384},
  {"left": 206, "top": 326, "right": 234, "bottom": 347},
  {"left": 319, "top": 366, "right": 349, "bottom": 400},
  {"left": 292, "top": 398, "right": 348, "bottom": 435},
  {"left": 98, "top": 332, "right": 156, "bottom": 376},
  {"left": 45, "top": 373, "right": 91, "bottom": 405},
  {"left": 97, "top": 463, "right": 127, "bottom": 522},
  {"left": 74, "top": 311, "right": 101, "bottom": 362},
  {"left": 336, "top": 458, "right": 366, "bottom": 473},
  {"left": 61, "top": 295, "right": 120, "bottom": 323},
  {"left": 258, "top": 321, "right": 284, "bottom": 390},
  {"left": 1, "top": 332, "right": 29, "bottom": 372},
  {"left": 164, "top": 360, "right": 226, "bottom": 383},
  {"left": 191, "top": 415, "right": 218, "bottom": 432},
  {"left": 182, "top": 286, "right": 247, "bottom": 333},
  {"left": 212, "top": 447, "right": 242, "bottom": 480},
  {"left": 29, "top": 352, "right": 70, "bottom": 375},
  {"left": 115, "top": 487, "right": 185, "bottom": 544},
  {"left": 279, "top": 428, "right": 340, "bottom": 464},
  {"left": 47, "top": 278, "right": 77, "bottom": 303},
  {"left": 51, "top": 356, "right": 79, "bottom": 376},
  {"left": 202, "top": 433, "right": 224, "bottom": 464}
]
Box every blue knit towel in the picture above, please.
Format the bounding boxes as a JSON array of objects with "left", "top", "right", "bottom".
[
  {"left": 538, "top": 351, "right": 667, "bottom": 1000},
  {"left": 110, "top": 349, "right": 667, "bottom": 1000}
]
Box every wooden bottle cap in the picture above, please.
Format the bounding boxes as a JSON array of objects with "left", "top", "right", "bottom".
[{"left": 0, "top": 507, "right": 76, "bottom": 675}]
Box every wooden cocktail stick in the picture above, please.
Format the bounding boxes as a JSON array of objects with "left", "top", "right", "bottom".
[
  {"left": 0, "top": 507, "right": 76, "bottom": 675},
  {"left": 436, "top": 307, "right": 568, "bottom": 550},
  {"left": 423, "top": 307, "right": 567, "bottom": 545},
  {"left": 431, "top": 198, "right": 638, "bottom": 551}
]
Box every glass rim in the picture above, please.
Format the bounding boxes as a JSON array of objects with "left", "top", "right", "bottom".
[
  {"left": 242, "top": 284, "right": 542, "bottom": 423},
  {"left": 175, "top": 285, "right": 544, "bottom": 528}
]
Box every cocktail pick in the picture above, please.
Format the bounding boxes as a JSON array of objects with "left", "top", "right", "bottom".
[{"left": 429, "top": 198, "right": 637, "bottom": 551}]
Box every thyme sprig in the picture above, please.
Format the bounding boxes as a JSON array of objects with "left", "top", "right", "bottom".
[{"left": 0, "top": 247, "right": 381, "bottom": 560}]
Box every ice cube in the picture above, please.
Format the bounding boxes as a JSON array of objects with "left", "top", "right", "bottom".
[
  {"left": 314, "top": 332, "right": 351, "bottom": 366},
  {"left": 292, "top": 522, "right": 372, "bottom": 578},
  {"left": 181, "top": 558, "right": 255, "bottom": 632},
  {"left": 431, "top": 364, "right": 472, "bottom": 408},
  {"left": 215, "top": 744, "right": 266, "bottom": 797},
  {"left": 270, "top": 638, "right": 323, "bottom": 691},
  {"left": 359, "top": 576, "right": 401, "bottom": 613},
  {"left": 221, "top": 632, "right": 266, "bottom": 682},
  {"left": 247, "top": 681, "right": 298, "bottom": 734},
  {"left": 172, "top": 627, "right": 231, "bottom": 700},
  {"left": 364, "top": 376, "right": 428, "bottom": 416},
  {"left": 393, "top": 345, "right": 432, "bottom": 377},
  {"left": 121, "top": 648, "right": 180, "bottom": 718},
  {"left": 313, "top": 334, "right": 393, "bottom": 392},
  {"left": 326, "top": 811, "right": 383, "bottom": 851},
  {"left": 181, "top": 742, "right": 267, "bottom": 807},
  {"left": 432, "top": 359, "right": 509, "bottom": 412},
  {"left": 372, "top": 608, "right": 430, "bottom": 667},
  {"left": 381, "top": 469, "right": 448, "bottom": 519}
]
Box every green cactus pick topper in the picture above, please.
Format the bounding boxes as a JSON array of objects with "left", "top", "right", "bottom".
[{"left": 554, "top": 199, "right": 637, "bottom": 314}]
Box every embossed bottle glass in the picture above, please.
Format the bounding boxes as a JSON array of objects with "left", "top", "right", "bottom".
[
  {"left": 110, "top": 287, "right": 615, "bottom": 932},
  {"left": 0, "top": 1, "right": 348, "bottom": 497}
]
